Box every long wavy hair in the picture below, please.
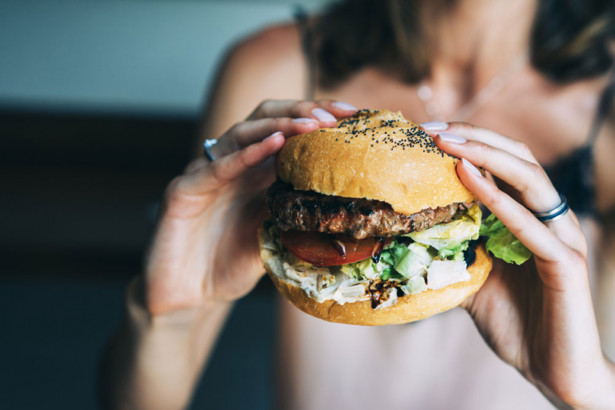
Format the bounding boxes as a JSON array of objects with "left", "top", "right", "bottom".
[{"left": 312, "top": 0, "right": 615, "bottom": 89}]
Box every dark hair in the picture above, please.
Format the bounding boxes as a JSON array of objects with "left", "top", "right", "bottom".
[{"left": 312, "top": 0, "right": 615, "bottom": 89}]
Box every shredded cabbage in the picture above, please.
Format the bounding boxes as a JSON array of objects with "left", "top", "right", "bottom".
[
  {"left": 394, "top": 243, "right": 432, "bottom": 278},
  {"left": 407, "top": 204, "right": 481, "bottom": 256},
  {"left": 427, "top": 260, "right": 470, "bottom": 289}
]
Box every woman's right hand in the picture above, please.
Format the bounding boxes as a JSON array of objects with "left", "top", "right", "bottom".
[{"left": 142, "top": 100, "right": 357, "bottom": 315}]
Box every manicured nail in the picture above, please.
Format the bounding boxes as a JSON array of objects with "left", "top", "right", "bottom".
[
  {"left": 332, "top": 101, "right": 357, "bottom": 111},
  {"left": 438, "top": 132, "right": 467, "bottom": 144},
  {"left": 312, "top": 108, "right": 337, "bottom": 122},
  {"left": 462, "top": 158, "right": 482, "bottom": 177},
  {"left": 292, "top": 117, "right": 318, "bottom": 124},
  {"left": 264, "top": 131, "right": 283, "bottom": 141},
  {"left": 420, "top": 121, "right": 449, "bottom": 131}
]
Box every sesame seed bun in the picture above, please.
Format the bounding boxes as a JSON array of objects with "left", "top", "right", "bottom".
[
  {"left": 276, "top": 109, "right": 476, "bottom": 216},
  {"left": 262, "top": 109, "right": 492, "bottom": 326}
]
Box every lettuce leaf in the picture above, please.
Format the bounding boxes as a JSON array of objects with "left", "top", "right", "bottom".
[
  {"left": 339, "top": 206, "right": 531, "bottom": 282},
  {"left": 401, "top": 275, "right": 427, "bottom": 295},
  {"left": 394, "top": 243, "right": 432, "bottom": 278},
  {"left": 479, "top": 213, "right": 532, "bottom": 265},
  {"left": 340, "top": 258, "right": 383, "bottom": 280},
  {"left": 379, "top": 244, "right": 408, "bottom": 267},
  {"left": 407, "top": 204, "right": 481, "bottom": 257}
]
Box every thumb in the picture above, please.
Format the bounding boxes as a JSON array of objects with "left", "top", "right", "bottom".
[{"left": 178, "top": 132, "right": 285, "bottom": 196}]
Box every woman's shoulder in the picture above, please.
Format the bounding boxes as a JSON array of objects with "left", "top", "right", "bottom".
[
  {"left": 594, "top": 100, "right": 615, "bottom": 213},
  {"left": 203, "top": 22, "right": 307, "bottom": 136},
  {"left": 222, "top": 22, "right": 307, "bottom": 96}
]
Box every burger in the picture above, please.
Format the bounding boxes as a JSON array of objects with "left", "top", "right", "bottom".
[{"left": 259, "top": 109, "right": 503, "bottom": 326}]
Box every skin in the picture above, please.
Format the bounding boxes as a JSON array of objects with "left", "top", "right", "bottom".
[
  {"left": 100, "top": 100, "right": 615, "bottom": 409},
  {"left": 100, "top": 0, "right": 615, "bottom": 408},
  {"left": 432, "top": 125, "right": 615, "bottom": 408}
]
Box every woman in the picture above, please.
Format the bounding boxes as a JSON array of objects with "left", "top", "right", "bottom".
[{"left": 101, "top": 0, "right": 615, "bottom": 408}]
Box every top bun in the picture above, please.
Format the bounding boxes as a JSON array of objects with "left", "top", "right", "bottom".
[{"left": 276, "top": 109, "right": 476, "bottom": 215}]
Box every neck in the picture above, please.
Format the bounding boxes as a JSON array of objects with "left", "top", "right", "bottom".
[{"left": 419, "top": 0, "right": 536, "bottom": 115}]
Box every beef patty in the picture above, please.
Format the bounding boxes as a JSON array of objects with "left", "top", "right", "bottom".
[{"left": 267, "top": 180, "right": 463, "bottom": 240}]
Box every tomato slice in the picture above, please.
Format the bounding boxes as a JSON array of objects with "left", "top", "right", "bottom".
[{"left": 280, "top": 230, "right": 378, "bottom": 267}]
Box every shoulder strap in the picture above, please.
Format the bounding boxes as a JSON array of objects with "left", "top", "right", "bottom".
[
  {"left": 294, "top": 6, "right": 316, "bottom": 100},
  {"left": 587, "top": 69, "right": 615, "bottom": 145}
]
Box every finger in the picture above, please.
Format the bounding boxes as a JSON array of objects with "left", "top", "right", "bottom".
[
  {"left": 456, "top": 158, "right": 569, "bottom": 263},
  {"left": 422, "top": 121, "right": 536, "bottom": 163},
  {"left": 180, "top": 132, "right": 285, "bottom": 195},
  {"left": 210, "top": 117, "right": 321, "bottom": 159},
  {"left": 436, "top": 136, "right": 585, "bottom": 252},
  {"left": 434, "top": 134, "right": 560, "bottom": 213},
  {"left": 248, "top": 99, "right": 357, "bottom": 126}
]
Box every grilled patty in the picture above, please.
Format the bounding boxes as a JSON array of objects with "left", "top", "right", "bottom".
[{"left": 267, "top": 180, "right": 462, "bottom": 240}]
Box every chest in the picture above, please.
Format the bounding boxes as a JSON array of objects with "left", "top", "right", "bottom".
[{"left": 314, "top": 68, "right": 600, "bottom": 168}]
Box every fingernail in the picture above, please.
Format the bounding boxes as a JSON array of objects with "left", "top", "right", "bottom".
[
  {"left": 332, "top": 101, "right": 357, "bottom": 111},
  {"left": 420, "top": 121, "right": 449, "bottom": 131},
  {"left": 292, "top": 118, "right": 318, "bottom": 124},
  {"left": 439, "top": 132, "right": 467, "bottom": 144},
  {"left": 312, "top": 108, "right": 337, "bottom": 122},
  {"left": 264, "top": 131, "right": 283, "bottom": 141},
  {"left": 462, "top": 158, "right": 482, "bottom": 177}
]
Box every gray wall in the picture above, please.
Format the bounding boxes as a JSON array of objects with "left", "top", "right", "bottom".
[{"left": 0, "top": 0, "right": 330, "bottom": 116}]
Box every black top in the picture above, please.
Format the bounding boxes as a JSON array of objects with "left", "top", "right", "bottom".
[
  {"left": 543, "top": 72, "right": 615, "bottom": 216},
  {"left": 295, "top": 9, "right": 615, "bottom": 217}
]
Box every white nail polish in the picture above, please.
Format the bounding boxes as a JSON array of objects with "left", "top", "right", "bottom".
[
  {"left": 462, "top": 158, "right": 482, "bottom": 177},
  {"left": 332, "top": 101, "right": 358, "bottom": 111},
  {"left": 264, "top": 131, "right": 283, "bottom": 141},
  {"left": 312, "top": 108, "right": 336, "bottom": 122},
  {"left": 420, "top": 121, "right": 449, "bottom": 131},
  {"left": 292, "top": 118, "right": 318, "bottom": 124},
  {"left": 439, "top": 132, "right": 467, "bottom": 143}
]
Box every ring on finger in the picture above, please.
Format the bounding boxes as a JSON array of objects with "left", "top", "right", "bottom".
[
  {"left": 531, "top": 194, "right": 569, "bottom": 223},
  {"left": 203, "top": 139, "right": 218, "bottom": 162}
]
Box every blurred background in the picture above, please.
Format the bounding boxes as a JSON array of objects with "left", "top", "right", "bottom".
[{"left": 0, "top": 0, "right": 329, "bottom": 408}]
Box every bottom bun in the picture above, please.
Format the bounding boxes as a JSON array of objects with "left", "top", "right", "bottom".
[{"left": 260, "top": 228, "right": 492, "bottom": 326}]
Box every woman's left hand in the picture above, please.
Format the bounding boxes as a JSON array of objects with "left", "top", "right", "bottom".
[{"left": 427, "top": 123, "right": 615, "bottom": 409}]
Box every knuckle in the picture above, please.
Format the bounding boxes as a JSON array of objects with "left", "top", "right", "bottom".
[
  {"left": 316, "top": 98, "right": 335, "bottom": 107},
  {"left": 576, "top": 235, "right": 589, "bottom": 257},
  {"left": 469, "top": 142, "right": 490, "bottom": 165},
  {"left": 515, "top": 161, "right": 548, "bottom": 195},
  {"left": 480, "top": 184, "right": 504, "bottom": 208},
  {"left": 259, "top": 99, "right": 274, "bottom": 111},
  {"left": 526, "top": 161, "right": 544, "bottom": 178},
  {"left": 565, "top": 249, "right": 587, "bottom": 271},
  {"left": 514, "top": 141, "right": 532, "bottom": 158},
  {"left": 517, "top": 162, "right": 543, "bottom": 192},
  {"left": 163, "top": 176, "right": 185, "bottom": 203},
  {"left": 450, "top": 121, "right": 474, "bottom": 132},
  {"left": 209, "top": 164, "right": 227, "bottom": 187},
  {"left": 183, "top": 157, "right": 206, "bottom": 174},
  {"left": 295, "top": 100, "right": 318, "bottom": 116},
  {"left": 272, "top": 117, "right": 289, "bottom": 130},
  {"left": 166, "top": 175, "right": 182, "bottom": 192},
  {"left": 532, "top": 165, "right": 549, "bottom": 187},
  {"left": 227, "top": 122, "right": 243, "bottom": 136},
  {"left": 252, "top": 99, "right": 275, "bottom": 118},
  {"left": 449, "top": 121, "right": 478, "bottom": 137},
  {"left": 236, "top": 146, "right": 255, "bottom": 170}
]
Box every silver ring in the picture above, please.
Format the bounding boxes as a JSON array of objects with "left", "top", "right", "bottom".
[
  {"left": 203, "top": 139, "right": 218, "bottom": 161},
  {"left": 531, "top": 194, "right": 569, "bottom": 223}
]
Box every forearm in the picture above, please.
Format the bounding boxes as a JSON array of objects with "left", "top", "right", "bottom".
[
  {"left": 572, "top": 358, "right": 615, "bottom": 410},
  {"left": 596, "top": 212, "right": 615, "bottom": 361},
  {"left": 99, "top": 278, "right": 232, "bottom": 410}
]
